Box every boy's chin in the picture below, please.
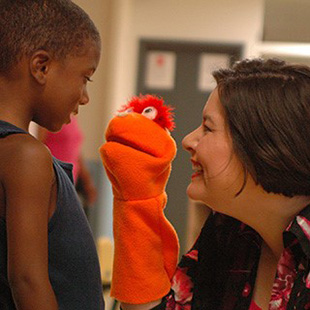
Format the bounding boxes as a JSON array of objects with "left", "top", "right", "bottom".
[{"left": 46, "top": 122, "right": 64, "bottom": 133}]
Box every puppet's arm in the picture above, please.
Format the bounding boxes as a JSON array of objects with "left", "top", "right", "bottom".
[{"left": 99, "top": 96, "right": 179, "bottom": 304}]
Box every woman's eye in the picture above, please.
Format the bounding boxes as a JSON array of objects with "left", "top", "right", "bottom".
[
  {"left": 142, "top": 106, "right": 158, "bottom": 120},
  {"left": 203, "top": 124, "right": 212, "bottom": 133}
]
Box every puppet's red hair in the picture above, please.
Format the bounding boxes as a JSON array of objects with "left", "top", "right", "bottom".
[{"left": 118, "top": 94, "right": 175, "bottom": 131}]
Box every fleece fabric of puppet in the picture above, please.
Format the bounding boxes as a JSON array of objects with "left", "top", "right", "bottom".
[{"left": 99, "top": 104, "right": 179, "bottom": 304}]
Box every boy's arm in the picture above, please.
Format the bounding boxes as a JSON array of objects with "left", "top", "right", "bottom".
[{"left": 4, "top": 136, "right": 58, "bottom": 309}]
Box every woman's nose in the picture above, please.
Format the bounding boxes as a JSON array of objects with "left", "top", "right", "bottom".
[{"left": 182, "top": 127, "right": 199, "bottom": 154}]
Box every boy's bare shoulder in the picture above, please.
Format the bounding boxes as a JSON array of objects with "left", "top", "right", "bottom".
[
  {"left": 0, "top": 133, "right": 55, "bottom": 218},
  {"left": 0, "top": 133, "right": 54, "bottom": 181}
]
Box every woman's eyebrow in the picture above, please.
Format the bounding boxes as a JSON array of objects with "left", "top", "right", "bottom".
[{"left": 203, "top": 114, "right": 215, "bottom": 125}]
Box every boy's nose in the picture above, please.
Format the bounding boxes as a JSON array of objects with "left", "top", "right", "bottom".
[{"left": 80, "top": 89, "right": 90, "bottom": 105}]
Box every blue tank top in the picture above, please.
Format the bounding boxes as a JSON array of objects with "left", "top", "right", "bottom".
[{"left": 0, "top": 121, "right": 105, "bottom": 309}]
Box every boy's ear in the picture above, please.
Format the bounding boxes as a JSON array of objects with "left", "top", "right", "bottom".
[{"left": 30, "top": 50, "right": 52, "bottom": 85}]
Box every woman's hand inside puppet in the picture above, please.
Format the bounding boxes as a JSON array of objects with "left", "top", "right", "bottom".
[{"left": 99, "top": 95, "right": 179, "bottom": 304}]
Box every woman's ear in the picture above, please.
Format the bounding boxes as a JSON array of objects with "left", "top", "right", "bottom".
[{"left": 29, "top": 50, "right": 51, "bottom": 85}]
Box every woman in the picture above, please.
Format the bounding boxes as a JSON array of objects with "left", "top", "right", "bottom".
[{"left": 104, "top": 58, "right": 310, "bottom": 310}]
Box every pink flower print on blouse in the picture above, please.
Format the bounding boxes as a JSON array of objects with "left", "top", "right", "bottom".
[
  {"left": 166, "top": 294, "right": 191, "bottom": 310},
  {"left": 270, "top": 248, "right": 297, "bottom": 310},
  {"left": 305, "top": 271, "right": 310, "bottom": 289},
  {"left": 242, "top": 282, "right": 251, "bottom": 298},
  {"left": 304, "top": 301, "right": 310, "bottom": 310},
  {"left": 297, "top": 216, "right": 310, "bottom": 240},
  {"left": 184, "top": 249, "right": 198, "bottom": 261},
  {"left": 170, "top": 267, "right": 193, "bottom": 303},
  {"left": 166, "top": 250, "right": 197, "bottom": 310}
]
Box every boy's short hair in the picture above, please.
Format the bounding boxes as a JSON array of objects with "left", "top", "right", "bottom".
[
  {"left": 0, "top": 0, "right": 101, "bottom": 74},
  {"left": 213, "top": 58, "right": 310, "bottom": 197}
]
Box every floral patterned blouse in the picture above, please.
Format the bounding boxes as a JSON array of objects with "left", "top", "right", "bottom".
[{"left": 152, "top": 205, "right": 310, "bottom": 310}]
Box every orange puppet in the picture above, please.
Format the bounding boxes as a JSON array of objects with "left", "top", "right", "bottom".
[{"left": 99, "top": 95, "right": 179, "bottom": 304}]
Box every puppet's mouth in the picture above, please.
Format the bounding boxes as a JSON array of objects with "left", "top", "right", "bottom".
[{"left": 107, "top": 135, "right": 158, "bottom": 157}]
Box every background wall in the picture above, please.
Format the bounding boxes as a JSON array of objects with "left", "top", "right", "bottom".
[
  {"left": 72, "top": 0, "right": 265, "bottom": 243},
  {"left": 73, "top": 0, "right": 112, "bottom": 160},
  {"left": 75, "top": 0, "right": 265, "bottom": 158}
]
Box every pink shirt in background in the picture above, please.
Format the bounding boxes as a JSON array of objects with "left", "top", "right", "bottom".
[{"left": 44, "top": 117, "right": 83, "bottom": 182}]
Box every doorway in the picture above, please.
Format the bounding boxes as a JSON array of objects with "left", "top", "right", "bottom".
[{"left": 136, "top": 40, "right": 243, "bottom": 254}]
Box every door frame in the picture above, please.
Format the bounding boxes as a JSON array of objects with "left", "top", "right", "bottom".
[
  {"left": 137, "top": 39, "right": 244, "bottom": 93},
  {"left": 136, "top": 39, "right": 244, "bottom": 253}
]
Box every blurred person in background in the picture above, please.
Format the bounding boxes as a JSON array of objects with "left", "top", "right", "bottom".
[{"left": 38, "top": 116, "right": 97, "bottom": 215}]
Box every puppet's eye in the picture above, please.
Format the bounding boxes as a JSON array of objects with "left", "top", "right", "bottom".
[{"left": 142, "top": 106, "right": 157, "bottom": 120}]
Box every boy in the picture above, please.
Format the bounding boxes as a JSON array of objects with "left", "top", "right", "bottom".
[{"left": 0, "top": 0, "right": 104, "bottom": 309}]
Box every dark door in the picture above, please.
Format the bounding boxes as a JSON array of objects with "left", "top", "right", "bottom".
[{"left": 136, "top": 40, "right": 243, "bottom": 254}]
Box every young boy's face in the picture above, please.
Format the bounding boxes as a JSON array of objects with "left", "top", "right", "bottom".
[{"left": 38, "top": 40, "right": 101, "bottom": 132}]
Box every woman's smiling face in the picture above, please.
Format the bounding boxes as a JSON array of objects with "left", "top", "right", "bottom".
[{"left": 182, "top": 88, "right": 246, "bottom": 210}]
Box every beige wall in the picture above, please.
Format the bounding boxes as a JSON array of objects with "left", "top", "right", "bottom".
[
  {"left": 73, "top": 0, "right": 114, "bottom": 161},
  {"left": 130, "top": 0, "right": 264, "bottom": 91},
  {"left": 72, "top": 0, "right": 265, "bottom": 238},
  {"left": 72, "top": 0, "right": 310, "bottom": 241},
  {"left": 132, "top": 0, "right": 264, "bottom": 51},
  {"left": 73, "top": 0, "right": 265, "bottom": 162}
]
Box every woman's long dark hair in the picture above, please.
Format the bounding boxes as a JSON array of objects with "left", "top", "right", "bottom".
[{"left": 213, "top": 58, "right": 310, "bottom": 197}]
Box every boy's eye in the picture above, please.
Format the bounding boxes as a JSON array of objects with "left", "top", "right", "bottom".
[{"left": 85, "top": 76, "right": 93, "bottom": 82}]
